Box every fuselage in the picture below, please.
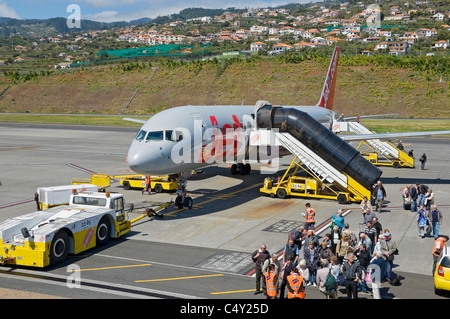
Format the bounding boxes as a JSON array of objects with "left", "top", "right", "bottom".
[{"left": 127, "top": 104, "right": 335, "bottom": 175}]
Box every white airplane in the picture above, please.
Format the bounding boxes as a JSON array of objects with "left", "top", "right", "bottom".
[{"left": 125, "top": 47, "right": 450, "bottom": 180}]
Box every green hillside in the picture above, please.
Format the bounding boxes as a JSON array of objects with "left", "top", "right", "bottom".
[{"left": 0, "top": 54, "right": 448, "bottom": 118}]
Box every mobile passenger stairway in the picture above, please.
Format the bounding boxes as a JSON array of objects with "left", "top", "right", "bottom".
[
  {"left": 252, "top": 101, "right": 382, "bottom": 204},
  {"left": 337, "top": 121, "right": 414, "bottom": 168}
]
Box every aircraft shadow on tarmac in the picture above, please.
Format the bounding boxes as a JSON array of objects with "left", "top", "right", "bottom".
[
  {"left": 151, "top": 164, "right": 304, "bottom": 220},
  {"left": 381, "top": 176, "right": 450, "bottom": 186}
]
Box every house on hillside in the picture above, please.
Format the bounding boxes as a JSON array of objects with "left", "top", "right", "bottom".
[
  {"left": 433, "top": 40, "right": 449, "bottom": 49},
  {"left": 417, "top": 28, "right": 437, "bottom": 38},
  {"left": 270, "top": 43, "right": 293, "bottom": 54},
  {"left": 250, "top": 41, "right": 267, "bottom": 51}
]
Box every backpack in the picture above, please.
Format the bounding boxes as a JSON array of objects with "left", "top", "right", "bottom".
[{"left": 325, "top": 269, "right": 336, "bottom": 293}]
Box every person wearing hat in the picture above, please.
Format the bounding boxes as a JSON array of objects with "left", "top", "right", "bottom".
[{"left": 380, "top": 230, "right": 397, "bottom": 283}]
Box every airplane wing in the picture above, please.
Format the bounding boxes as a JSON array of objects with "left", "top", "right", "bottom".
[
  {"left": 340, "top": 130, "right": 450, "bottom": 141},
  {"left": 123, "top": 118, "right": 147, "bottom": 124},
  {"left": 343, "top": 113, "right": 399, "bottom": 121}
]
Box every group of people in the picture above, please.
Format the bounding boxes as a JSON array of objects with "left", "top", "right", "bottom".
[
  {"left": 396, "top": 141, "right": 427, "bottom": 170},
  {"left": 403, "top": 183, "right": 443, "bottom": 239},
  {"left": 252, "top": 201, "right": 398, "bottom": 300}
]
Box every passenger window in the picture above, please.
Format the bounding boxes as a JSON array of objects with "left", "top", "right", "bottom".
[
  {"left": 146, "top": 131, "right": 164, "bottom": 141},
  {"left": 135, "top": 130, "right": 147, "bottom": 141},
  {"left": 165, "top": 130, "right": 173, "bottom": 141},
  {"left": 174, "top": 131, "right": 184, "bottom": 142}
]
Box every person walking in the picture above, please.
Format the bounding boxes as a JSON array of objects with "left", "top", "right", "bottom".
[
  {"left": 251, "top": 243, "right": 271, "bottom": 295},
  {"left": 432, "top": 235, "right": 449, "bottom": 275},
  {"left": 360, "top": 196, "right": 372, "bottom": 215},
  {"left": 341, "top": 253, "right": 361, "bottom": 299},
  {"left": 428, "top": 205, "right": 443, "bottom": 240},
  {"left": 410, "top": 184, "right": 418, "bottom": 212},
  {"left": 303, "top": 203, "right": 316, "bottom": 231},
  {"left": 372, "top": 181, "right": 386, "bottom": 213},
  {"left": 424, "top": 189, "right": 434, "bottom": 212},
  {"left": 417, "top": 205, "right": 428, "bottom": 239},
  {"left": 367, "top": 251, "right": 387, "bottom": 299},
  {"left": 417, "top": 183, "right": 428, "bottom": 207},
  {"left": 419, "top": 153, "right": 427, "bottom": 170},
  {"left": 380, "top": 230, "right": 397, "bottom": 283}
]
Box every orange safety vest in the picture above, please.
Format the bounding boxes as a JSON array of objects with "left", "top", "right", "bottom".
[
  {"left": 145, "top": 176, "right": 151, "bottom": 184},
  {"left": 265, "top": 271, "right": 277, "bottom": 298},
  {"left": 306, "top": 207, "right": 315, "bottom": 223},
  {"left": 433, "top": 237, "right": 445, "bottom": 257},
  {"left": 287, "top": 273, "right": 305, "bottom": 299}
]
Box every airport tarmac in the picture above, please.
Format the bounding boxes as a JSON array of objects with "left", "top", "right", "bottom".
[{"left": 0, "top": 122, "right": 449, "bottom": 300}]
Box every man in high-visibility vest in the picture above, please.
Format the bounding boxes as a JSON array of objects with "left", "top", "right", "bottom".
[
  {"left": 143, "top": 175, "right": 151, "bottom": 194},
  {"left": 265, "top": 264, "right": 278, "bottom": 299},
  {"left": 432, "top": 235, "right": 449, "bottom": 275},
  {"left": 286, "top": 267, "right": 305, "bottom": 299},
  {"left": 303, "top": 203, "right": 316, "bottom": 231}
]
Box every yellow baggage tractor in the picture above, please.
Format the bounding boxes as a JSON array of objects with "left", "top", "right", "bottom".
[
  {"left": 120, "top": 175, "right": 178, "bottom": 193},
  {"left": 0, "top": 190, "right": 132, "bottom": 267}
]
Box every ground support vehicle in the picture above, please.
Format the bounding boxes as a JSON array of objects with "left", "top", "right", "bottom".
[
  {"left": 37, "top": 184, "right": 98, "bottom": 210},
  {"left": 434, "top": 246, "right": 450, "bottom": 295},
  {"left": 0, "top": 190, "right": 159, "bottom": 268},
  {"left": 357, "top": 140, "right": 414, "bottom": 168},
  {"left": 119, "top": 175, "right": 178, "bottom": 193},
  {"left": 260, "top": 157, "right": 370, "bottom": 204},
  {"left": 71, "top": 174, "right": 111, "bottom": 191}
]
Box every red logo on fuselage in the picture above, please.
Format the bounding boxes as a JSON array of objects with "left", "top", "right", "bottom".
[{"left": 200, "top": 115, "right": 245, "bottom": 163}]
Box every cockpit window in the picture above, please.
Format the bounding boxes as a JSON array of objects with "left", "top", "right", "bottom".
[
  {"left": 165, "top": 130, "right": 173, "bottom": 141},
  {"left": 146, "top": 131, "right": 164, "bottom": 141},
  {"left": 135, "top": 130, "right": 147, "bottom": 141}
]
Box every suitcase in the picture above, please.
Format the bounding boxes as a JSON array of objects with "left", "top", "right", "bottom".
[{"left": 403, "top": 197, "right": 412, "bottom": 210}]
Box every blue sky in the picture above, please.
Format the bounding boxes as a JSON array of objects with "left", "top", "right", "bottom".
[{"left": 0, "top": 0, "right": 311, "bottom": 22}]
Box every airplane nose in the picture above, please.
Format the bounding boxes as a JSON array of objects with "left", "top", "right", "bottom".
[
  {"left": 127, "top": 141, "right": 154, "bottom": 175},
  {"left": 127, "top": 140, "right": 171, "bottom": 175}
]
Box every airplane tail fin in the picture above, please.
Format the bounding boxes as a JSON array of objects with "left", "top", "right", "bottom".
[{"left": 316, "top": 47, "right": 340, "bottom": 110}]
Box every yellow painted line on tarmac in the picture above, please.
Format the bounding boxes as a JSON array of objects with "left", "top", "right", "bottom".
[
  {"left": 210, "top": 289, "right": 255, "bottom": 295},
  {"left": 135, "top": 274, "right": 223, "bottom": 283},
  {"left": 71, "top": 264, "right": 152, "bottom": 272},
  {"left": 164, "top": 182, "right": 262, "bottom": 217}
]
